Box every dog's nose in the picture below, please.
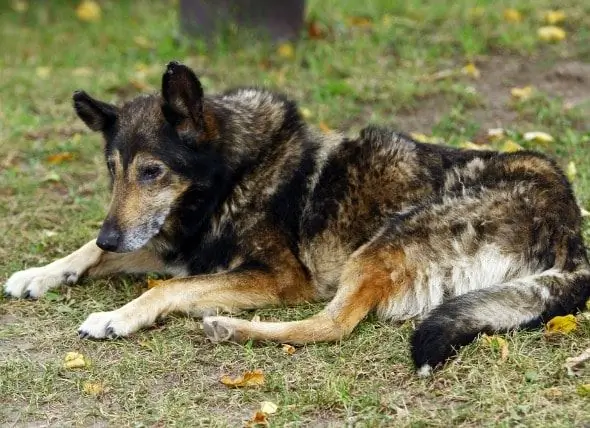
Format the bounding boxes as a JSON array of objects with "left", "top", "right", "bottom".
[{"left": 96, "top": 220, "right": 121, "bottom": 252}]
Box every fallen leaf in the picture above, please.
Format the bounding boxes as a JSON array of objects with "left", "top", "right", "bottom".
[
  {"left": 410, "top": 133, "right": 442, "bottom": 144},
  {"left": 82, "top": 381, "right": 104, "bottom": 395},
  {"left": 500, "top": 140, "right": 523, "bottom": 152},
  {"left": 147, "top": 278, "right": 164, "bottom": 289},
  {"left": 300, "top": 107, "right": 312, "bottom": 119},
  {"left": 346, "top": 16, "right": 373, "bottom": 28},
  {"left": 64, "top": 351, "right": 89, "bottom": 369},
  {"left": 307, "top": 20, "right": 327, "bottom": 40},
  {"left": 577, "top": 384, "right": 590, "bottom": 397},
  {"left": 481, "top": 334, "right": 509, "bottom": 362},
  {"left": 318, "top": 121, "right": 332, "bottom": 133},
  {"left": 545, "top": 314, "right": 577, "bottom": 335},
  {"left": 503, "top": 8, "right": 523, "bottom": 23},
  {"left": 36, "top": 66, "right": 51, "bottom": 79},
  {"left": 523, "top": 131, "right": 554, "bottom": 143},
  {"left": 538, "top": 26, "right": 566, "bottom": 42},
  {"left": 220, "top": 369, "right": 265, "bottom": 388},
  {"left": 42, "top": 172, "right": 62, "bottom": 183},
  {"left": 260, "top": 401, "right": 278, "bottom": 414},
  {"left": 281, "top": 344, "right": 296, "bottom": 355},
  {"left": 511, "top": 86, "right": 534, "bottom": 101},
  {"left": 487, "top": 128, "right": 505, "bottom": 140},
  {"left": 564, "top": 348, "right": 590, "bottom": 376},
  {"left": 461, "top": 63, "right": 480, "bottom": 79},
  {"left": 543, "top": 387, "right": 563, "bottom": 399},
  {"left": 277, "top": 43, "right": 295, "bottom": 59},
  {"left": 133, "top": 36, "right": 154, "bottom": 49},
  {"left": 245, "top": 411, "right": 268, "bottom": 427},
  {"left": 76, "top": 0, "right": 101, "bottom": 22},
  {"left": 46, "top": 152, "right": 74, "bottom": 164},
  {"left": 459, "top": 141, "right": 489, "bottom": 151},
  {"left": 581, "top": 208, "right": 590, "bottom": 218},
  {"left": 12, "top": 0, "right": 28, "bottom": 13},
  {"left": 566, "top": 161, "right": 577, "bottom": 181},
  {"left": 543, "top": 10, "right": 566, "bottom": 25}
]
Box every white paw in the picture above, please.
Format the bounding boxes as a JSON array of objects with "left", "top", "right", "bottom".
[
  {"left": 78, "top": 310, "right": 141, "bottom": 339},
  {"left": 4, "top": 266, "right": 79, "bottom": 299}
]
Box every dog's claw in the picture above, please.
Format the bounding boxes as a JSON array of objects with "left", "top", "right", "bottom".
[
  {"left": 23, "top": 290, "right": 31, "bottom": 299},
  {"left": 78, "top": 330, "right": 88, "bottom": 339}
]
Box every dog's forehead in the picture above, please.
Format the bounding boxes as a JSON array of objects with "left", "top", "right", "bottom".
[{"left": 118, "top": 95, "right": 163, "bottom": 130}]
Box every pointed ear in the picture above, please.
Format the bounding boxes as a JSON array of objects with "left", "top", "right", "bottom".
[
  {"left": 73, "top": 90, "right": 118, "bottom": 132},
  {"left": 161, "top": 61, "right": 204, "bottom": 133}
]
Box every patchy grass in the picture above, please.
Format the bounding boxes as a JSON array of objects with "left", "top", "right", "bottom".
[{"left": 1, "top": 0, "right": 589, "bottom": 426}]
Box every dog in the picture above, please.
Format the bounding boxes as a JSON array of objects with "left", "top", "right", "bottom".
[{"left": 4, "top": 61, "right": 590, "bottom": 374}]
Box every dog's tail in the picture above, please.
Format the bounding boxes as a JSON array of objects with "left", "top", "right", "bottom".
[{"left": 411, "top": 250, "right": 590, "bottom": 376}]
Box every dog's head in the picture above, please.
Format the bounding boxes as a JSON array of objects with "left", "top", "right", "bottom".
[{"left": 73, "top": 61, "right": 229, "bottom": 253}]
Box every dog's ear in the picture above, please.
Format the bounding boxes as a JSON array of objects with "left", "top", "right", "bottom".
[
  {"left": 161, "top": 61, "right": 205, "bottom": 134},
  {"left": 73, "top": 91, "right": 118, "bottom": 132}
]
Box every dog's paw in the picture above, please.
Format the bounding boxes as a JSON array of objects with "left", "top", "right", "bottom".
[
  {"left": 3, "top": 266, "right": 79, "bottom": 299},
  {"left": 78, "top": 310, "right": 137, "bottom": 339},
  {"left": 203, "top": 316, "right": 247, "bottom": 343}
]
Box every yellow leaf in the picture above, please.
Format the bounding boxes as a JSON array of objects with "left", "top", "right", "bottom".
[
  {"left": 36, "top": 66, "right": 51, "bottom": 79},
  {"left": 461, "top": 62, "right": 480, "bottom": 79},
  {"left": 511, "top": 86, "right": 534, "bottom": 101},
  {"left": 82, "top": 381, "right": 104, "bottom": 395},
  {"left": 566, "top": 161, "right": 577, "bottom": 182},
  {"left": 245, "top": 411, "right": 268, "bottom": 427},
  {"left": 410, "top": 133, "right": 442, "bottom": 144},
  {"left": 545, "top": 314, "right": 577, "bottom": 335},
  {"left": 46, "top": 152, "right": 75, "bottom": 164},
  {"left": 487, "top": 128, "right": 505, "bottom": 140},
  {"left": 578, "top": 384, "right": 590, "bottom": 397},
  {"left": 133, "top": 36, "right": 154, "bottom": 49},
  {"left": 580, "top": 208, "right": 590, "bottom": 218},
  {"left": 71, "top": 133, "right": 82, "bottom": 143},
  {"left": 260, "top": 401, "right": 278, "bottom": 414},
  {"left": 481, "top": 334, "right": 509, "bottom": 362},
  {"left": 300, "top": 107, "right": 313, "bottom": 119},
  {"left": 543, "top": 10, "right": 566, "bottom": 25},
  {"left": 500, "top": 140, "right": 523, "bottom": 153},
  {"left": 12, "top": 0, "right": 28, "bottom": 13},
  {"left": 76, "top": 0, "right": 101, "bottom": 22},
  {"left": 220, "top": 369, "right": 265, "bottom": 388},
  {"left": 318, "top": 121, "right": 332, "bottom": 133},
  {"left": 459, "top": 141, "right": 489, "bottom": 151},
  {"left": 277, "top": 43, "right": 295, "bottom": 59},
  {"left": 147, "top": 278, "right": 165, "bottom": 289},
  {"left": 281, "top": 343, "right": 296, "bottom": 355},
  {"left": 63, "top": 351, "right": 89, "bottom": 369},
  {"left": 503, "top": 8, "right": 523, "bottom": 23},
  {"left": 538, "top": 26, "right": 566, "bottom": 42},
  {"left": 523, "top": 131, "right": 554, "bottom": 143}
]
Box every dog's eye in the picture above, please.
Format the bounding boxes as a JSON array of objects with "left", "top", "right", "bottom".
[{"left": 139, "top": 165, "right": 163, "bottom": 181}]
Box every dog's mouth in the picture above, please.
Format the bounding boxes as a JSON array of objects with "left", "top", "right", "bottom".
[{"left": 97, "top": 210, "right": 169, "bottom": 253}]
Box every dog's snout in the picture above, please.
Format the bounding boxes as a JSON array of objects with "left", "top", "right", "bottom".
[{"left": 96, "top": 220, "right": 121, "bottom": 252}]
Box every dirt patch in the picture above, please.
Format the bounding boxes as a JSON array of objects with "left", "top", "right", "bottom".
[{"left": 395, "top": 56, "right": 590, "bottom": 132}]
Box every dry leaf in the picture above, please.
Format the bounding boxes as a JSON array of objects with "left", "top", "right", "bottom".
[
  {"left": 481, "top": 334, "right": 509, "bottom": 362},
  {"left": 564, "top": 348, "right": 590, "bottom": 376},
  {"left": 260, "top": 401, "right": 278, "bottom": 414},
  {"left": 220, "top": 369, "right": 265, "bottom": 388},
  {"left": 500, "top": 140, "right": 523, "bottom": 153},
  {"left": 76, "top": 0, "right": 101, "bottom": 22},
  {"left": 543, "top": 387, "right": 563, "bottom": 399},
  {"left": 538, "top": 26, "right": 566, "bottom": 42},
  {"left": 281, "top": 344, "right": 296, "bottom": 355},
  {"left": 543, "top": 10, "right": 566, "bottom": 25},
  {"left": 277, "top": 43, "right": 295, "bottom": 59},
  {"left": 487, "top": 128, "right": 505, "bottom": 140},
  {"left": 245, "top": 411, "right": 268, "bottom": 427},
  {"left": 46, "top": 152, "right": 75, "bottom": 164},
  {"left": 82, "top": 381, "right": 104, "bottom": 395},
  {"left": 318, "top": 121, "right": 332, "bottom": 133},
  {"left": 566, "top": 161, "right": 577, "bottom": 182},
  {"left": 12, "top": 0, "right": 28, "bottom": 13},
  {"left": 307, "top": 20, "right": 327, "bottom": 40},
  {"left": 300, "top": 107, "right": 312, "bottom": 119},
  {"left": 511, "top": 86, "right": 534, "bottom": 101},
  {"left": 503, "top": 8, "right": 523, "bottom": 23},
  {"left": 36, "top": 66, "right": 51, "bottom": 79},
  {"left": 461, "top": 63, "right": 480, "bottom": 79},
  {"left": 545, "top": 314, "right": 577, "bottom": 335},
  {"left": 346, "top": 16, "right": 373, "bottom": 28},
  {"left": 64, "top": 351, "right": 89, "bottom": 369},
  {"left": 147, "top": 278, "right": 164, "bottom": 289},
  {"left": 580, "top": 208, "right": 590, "bottom": 218},
  {"left": 523, "top": 131, "right": 554, "bottom": 143},
  {"left": 459, "top": 141, "right": 489, "bottom": 151},
  {"left": 410, "top": 133, "right": 442, "bottom": 144}
]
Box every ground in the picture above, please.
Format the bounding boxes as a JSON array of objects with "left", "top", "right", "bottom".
[{"left": 1, "top": 0, "right": 589, "bottom": 426}]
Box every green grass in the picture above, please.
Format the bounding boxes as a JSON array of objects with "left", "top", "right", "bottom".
[{"left": 1, "top": 0, "right": 590, "bottom": 426}]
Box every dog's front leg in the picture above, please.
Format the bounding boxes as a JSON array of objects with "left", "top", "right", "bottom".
[
  {"left": 78, "top": 267, "right": 314, "bottom": 339},
  {"left": 4, "top": 240, "right": 163, "bottom": 299}
]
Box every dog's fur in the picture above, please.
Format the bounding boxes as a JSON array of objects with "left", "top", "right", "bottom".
[{"left": 5, "top": 61, "right": 590, "bottom": 374}]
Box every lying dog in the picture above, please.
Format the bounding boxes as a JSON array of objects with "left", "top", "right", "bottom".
[{"left": 5, "top": 61, "right": 590, "bottom": 374}]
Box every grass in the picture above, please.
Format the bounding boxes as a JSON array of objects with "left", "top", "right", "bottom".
[{"left": 1, "top": 0, "right": 590, "bottom": 426}]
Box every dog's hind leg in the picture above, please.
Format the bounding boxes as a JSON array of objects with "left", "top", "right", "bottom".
[
  {"left": 202, "top": 244, "right": 410, "bottom": 344},
  {"left": 3, "top": 240, "right": 163, "bottom": 299}
]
